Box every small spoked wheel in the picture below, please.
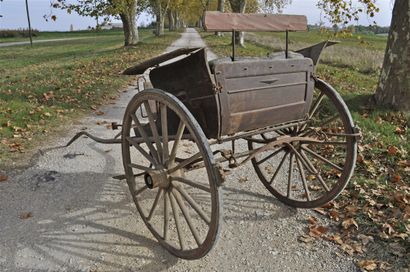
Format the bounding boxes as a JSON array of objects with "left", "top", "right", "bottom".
[
  {"left": 248, "top": 78, "right": 357, "bottom": 208},
  {"left": 121, "top": 89, "right": 221, "bottom": 259}
]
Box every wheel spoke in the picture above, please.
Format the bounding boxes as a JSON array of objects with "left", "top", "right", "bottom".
[
  {"left": 269, "top": 150, "right": 289, "bottom": 184},
  {"left": 169, "top": 190, "right": 186, "bottom": 250},
  {"left": 144, "top": 101, "right": 163, "bottom": 162},
  {"left": 309, "top": 92, "right": 325, "bottom": 118},
  {"left": 127, "top": 136, "right": 158, "bottom": 166},
  {"left": 295, "top": 156, "right": 311, "bottom": 201},
  {"left": 169, "top": 121, "right": 186, "bottom": 164},
  {"left": 163, "top": 192, "right": 170, "bottom": 240},
  {"left": 134, "top": 185, "right": 147, "bottom": 196},
  {"left": 174, "top": 185, "right": 211, "bottom": 225},
  {"left": 300, "top": 150, "right": 330, "bottom": 192},
  {"left": 301, "top": 140, "right": 347, "bottom": 145},
  {"left": 301, "top": 146, "right": 343, "bottom": 172},
  {"left": 300, "top": 115, "right": 340, "bottom": 137},
  {"left": 130, "top": 113, "right": 160, "bottom": 164},
  {"left": 167, "top": 152, "right": 202, "bottom": 174},
  {"left": 257, "top": 146, "right": 285, "bottom": 165},
  {"left": 172, "top": 190, "right": 202, "bottom": 246},
  {"left": 160, "top": 104, "right": 169, "bottom": 163},
  {"left": 172, "top": 176, "right": 211, "bottom": 193},
  {"left": 128, "top": 163, "right": 155, "bottom": 172},
  {"left": 147, "top": 189, "right": 163, "bottom": 221},
  {"left": 287, "top": 153, "right": 294, "bottom": 198}
]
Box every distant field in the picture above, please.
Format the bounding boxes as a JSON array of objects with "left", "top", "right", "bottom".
[
  {"left": 0, "top": 29, "right": 125, "bottom": 43},
  {"left": 0, "top": 29, "right": 179, "bottom": 164},
  {"left": 245, "top": 30, "right": 387, "bottom": 74}
]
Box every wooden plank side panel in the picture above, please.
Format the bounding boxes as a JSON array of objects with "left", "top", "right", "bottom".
[
  {"left": 228, "top": 102, "right": 307, "bottom": 134},
  {"left": 228, "top": 84, "right": 308, "bottom": 113},
  {"left": 214, "top": 58, "right": 314, "bottom": 136},
  {"left": 224, "top": 72, "right": 307, "bottom": 93},
  {"left": 204, "top": 11, "right": 307, "bottom": 32}
]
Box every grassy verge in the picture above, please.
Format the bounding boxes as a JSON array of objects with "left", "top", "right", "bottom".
[
  {"left": 200, "top": 31, "right": 409, "bottom": 270},
  {"left": 0, "top": 29, "right": 125, "bottom": 43},
  {"left": 0, "top": 29, "right": 180, "bottom": 166}
]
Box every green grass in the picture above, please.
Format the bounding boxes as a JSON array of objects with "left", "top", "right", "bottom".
[
  {"left": 0, "top": 29, "right": 125, "bottom": 43},
  {"left": 255, "top": 29, "right": 388, "bottom": 51},
  {"left": 0, "top": 29, "right": 180, "bottom": 165}
]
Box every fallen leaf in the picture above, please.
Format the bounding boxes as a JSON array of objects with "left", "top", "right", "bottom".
[
  {"left": 309, "top": 225, "right": 328, "bottom": 238},
  {"left": 357, "top": 234, "right": 374, "bottom": 245},
  {"left": 357, "top": 260, "right": 377, "bottom": 271},
  {"left": 238, "top": 176, "right": 248, "bottom": 183},
  {"left": 391, "top": 174, "right": 401, "bottom": 183},
  {"left": 327, "top": 234, "right": 344, "bottom": 245},
  {"left": 307, "top": 216, "right": 318, "bottom": 225},
  {"left": 329, "top": 210, "right": 340, "bottom": 221},
  {"left": 382, "top": 223, "right": 394, "bottom": 235},
  {"left": 299, "top": 235, "right": 315, "bottom": 243},
  {"left": 20, "top": 212, "right": 32, "bottom": 219},
  {"left": 387, "top": 145, "right": 399, "bottom": 155},
  {"left": 95, "top": 111, "right": 104, "bottom": 116},
  {"left": 0, "top": 175, "right": 8, "bottom": 182},
  {"left": 342, "top": 218, "right": 359, "bottom": 230},
  {"left": 340, "top": 243, "right": 354, "bottom": 255},
  {"left": 313, "top": 207, "right": 327, "bottom": 215}
]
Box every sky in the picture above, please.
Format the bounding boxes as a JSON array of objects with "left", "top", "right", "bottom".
[{"left": 0, "top": 0, "right": 394, "bottom": 31}]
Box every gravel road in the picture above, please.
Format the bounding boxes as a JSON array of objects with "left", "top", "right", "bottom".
[{"left": 0, "top": 29, "right": 358, "bottom": 272}]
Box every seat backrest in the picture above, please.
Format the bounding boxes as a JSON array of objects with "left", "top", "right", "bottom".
[
  {"left": 204, "top": 11, "right": 307, "bottom": 32},
  {"left": 150, "top": 48, "right": 219, "bottom": 139}
]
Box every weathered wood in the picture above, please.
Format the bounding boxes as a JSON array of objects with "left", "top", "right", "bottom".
[
  {"left": 204, "top": 11, "right": 307, "bottom": 32},
  {"left": 214, "top": 57, "right": 314, "bottom": 136}
]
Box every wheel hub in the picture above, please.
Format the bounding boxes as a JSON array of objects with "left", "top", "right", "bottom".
[{"left": 144, "top": 169, "right": 170, "bottom": 189}]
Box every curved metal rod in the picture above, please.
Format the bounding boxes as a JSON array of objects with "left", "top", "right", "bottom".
[{"left": 65, "top": 131, "right": 122, "bottom": 147}]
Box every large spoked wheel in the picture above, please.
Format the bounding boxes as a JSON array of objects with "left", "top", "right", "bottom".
[
  {"left": 121, "top": 89, "right": 222, "bottom": 259},
  {"left": 248, "top": 78, "right": 357, "bottom": 208}
]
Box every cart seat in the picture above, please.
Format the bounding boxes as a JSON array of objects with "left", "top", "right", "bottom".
[{"left": 149, "top": 48, "right": 219, "bottom": 139}]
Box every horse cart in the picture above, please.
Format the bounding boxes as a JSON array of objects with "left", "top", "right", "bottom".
[{"left": 68, "top": 12, "right": 361, "bottom": 259}]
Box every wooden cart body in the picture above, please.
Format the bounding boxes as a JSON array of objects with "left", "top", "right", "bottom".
[{"left": 150, "top": 48, "right": 315, "bottom": 139}]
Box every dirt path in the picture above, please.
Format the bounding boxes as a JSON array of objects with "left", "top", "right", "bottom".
[{"left": 0, "top": 29, "right": 357, "bottom": 272}]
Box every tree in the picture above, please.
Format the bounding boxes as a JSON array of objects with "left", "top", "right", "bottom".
[
  {"left": 51, "top": 0, "right": 141, "bottom": 46},
  {"left": 318, "top": 0, "right": 409, "bottom": 111},
  {"left": 227, "top": 0, "right": 286, "bottom": 46},
  {"left": 167, "top": 0, "right": 184, "bottom": 31},
  {"left": 149, "top": 0, "right": 171, "bottom": 36},
  {"left": 374, "top": 0, "right": 409, "bottom": 111},
  {"left": 215, "top": 0, "right": 224, "bottom": 36},
  {"left": 228, "top": 0, "right": 246, "bottom": 46}
]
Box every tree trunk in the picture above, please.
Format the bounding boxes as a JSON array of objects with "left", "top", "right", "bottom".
[
  {"left": 174, "top": 10, "right": 180, "bottom": 30},
  {"left": 374, "top": 0, "right": 410, "bottom": 111},
  {"left": 120, "top": 3, "right": 139, "bottom": 46},
  {"left": 229, "top": 0, "right": 246, "bottom": 46},
  {"left": 215, "top": 0, "right": 225, "bottom": 36},
  {"left": 155, "top": 11, "right": 165, "bottom": 36},
  {"left": 168, "top": 10, "right": 175, "bottom": 31}
]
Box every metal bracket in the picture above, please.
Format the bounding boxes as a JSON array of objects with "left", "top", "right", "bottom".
[{"left": 353, "top": 126, "right": 363, "bottom": 141}]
